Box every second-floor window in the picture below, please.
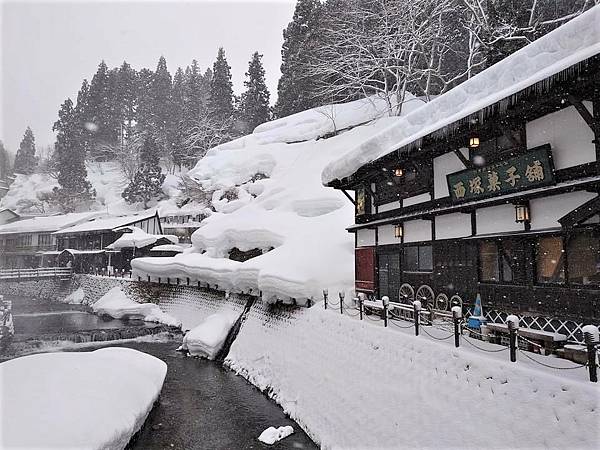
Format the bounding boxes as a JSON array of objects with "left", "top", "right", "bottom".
[
  {"left": 38, "top": 234, "right": 53, "bottom": 247},
  {"left": 17, "top": 234, "right": 32, "bottom": 247}
]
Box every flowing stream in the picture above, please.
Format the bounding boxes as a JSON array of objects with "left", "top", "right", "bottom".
[{"left": 1, "top": 295, "right": 317, "bottom": 449}]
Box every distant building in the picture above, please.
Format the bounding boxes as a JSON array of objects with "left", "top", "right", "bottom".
[
  {"left": 159, "top": 211, "right": 205, "bottom": 243},
  {"left": 0, "top": 212, "right": 103, "bottom": 268}
]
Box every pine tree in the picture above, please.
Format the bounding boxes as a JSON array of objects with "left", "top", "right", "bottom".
[
  {"left": 116, "top": 61, "right": 138, "bottom": 135},
  {"left": 240, "top": 52, "right": 271, "bottom": 134},
  {"left": 136, "top": 68, "right": 155, "bottom": 133},
  {"left": 74, "top": 79, "right": 93, "bottom": 157},
  {"left": 171, "top": 67, "right": 187, "bottom": 167},
  {"left": 0, "top": 140, "right": 10, "bottom": 180},
  {"left": 121, "top": 136, "right": 165, "bottom": 207},
  {"left": 13, "top": 127, "right": 37, "bottom": 175},
  {"left": 150, "top": 56, "right": 173, "bottom": 160},
  {"left": 87, "top": 60, "right": 116, "bottom": 149},
  {"left": 52, "top": 99, "right": 95, "bottom": 212},
  {"left": 208, "top": 48, "right": 234, "bottom": 122},
  {"left": 274, "top": 0, "right": 322, "bottom": 118}
]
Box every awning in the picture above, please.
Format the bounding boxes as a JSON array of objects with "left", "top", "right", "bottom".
[
  {"left": 39, "top": 251, "right": 61, "bottom": 255},
  {"left": 347, "top": 175, "right": 600, "bottom": 231},
  {"left": 462, "top": 228, "right": 562, "bottom": 240},
  {"left": 559, "top": 196, "right": 600, "bottom": 228},
  {"left": 60, "top": 249, "right": 105, "bottom": 255}
]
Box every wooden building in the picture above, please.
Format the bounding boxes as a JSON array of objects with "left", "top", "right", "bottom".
[{"left": 325, "top": 14, "right": 599, "bottom": 331}]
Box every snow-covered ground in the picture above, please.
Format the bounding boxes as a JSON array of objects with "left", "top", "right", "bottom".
[
  {"left": 132, "top": 95, "right": 424, "bottom": 305},
  {"left": 60, "top": 286, "right": 85, "bottom": 304},
  {"left": 0, "top": 347, "right": 167, "bottom": 449},
  {"left": 180, "top": 311, "right": 239, "bottom": 359},
  {"left": 227, "top": 304, "right": 600, "bottom": 449},
  {"left": 92, "top": 286, "right": 181, "bottom": 327}
]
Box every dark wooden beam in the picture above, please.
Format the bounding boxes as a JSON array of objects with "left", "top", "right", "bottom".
[
  {"left": 567, "top": 94, "right": 599, "bottom": 135},
  {"left": 498, "top": 122, "right": 522, "bottom": 150},
  {"left": 340, "top": 189, "right": 355, "bottom": 206},
  {"left": 453, "top": 149, "right": 473, "bottom": 169}
]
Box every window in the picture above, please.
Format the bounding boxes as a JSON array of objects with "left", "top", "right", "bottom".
[
  {"left": 480, "top": 239, "right": 526, "bottom": 283},
  {"left": 38, "top": 234, "right": 53, "bottom": 247},
  {"left": 480, "top": 241, "right": 499, "bottom": 281},
  {"left": 536, "top": 236, "right": 565, "bottom": 284},
  {"left": 567, "top": 230, "right": 600, "bottom": 285},
  {"left": 403, "top": 245, "right": 432, "bottom": 272}
]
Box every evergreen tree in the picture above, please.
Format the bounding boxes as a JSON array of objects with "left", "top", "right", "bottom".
[
  {"left": 74, "top": 79, "right": 93, "bottom": 156},
  {"left": 116, "top": 61, "right": 138, "bottom": 134},
  {"left": 87, "top": 60, "right": 116, "bottom": 148},
  {"left": 0, "top": 140, "right": 10, "bottom": 180},
  {"left": 150, "top": 56, "right": 173, "bottom": 158},
  {"left": 184, "top": 60, "right": 204, "bottom": 128},
  {"left": 171, "top": 67, "right": 187, "bottom": 167},
  {"left": 52, "top": 99, "right": 94, "bottom": 212},
  {"left": 121, "top": 136, "right": 165, "bottom": 207},
  {"left": 274, "top": 0, "right": 322, "bottom": 118},
  {"left": 13, "top": 127, "right": 37, "bottom": 175},
  {"left": 208, "top": 48, "right": 234, "bottom": 122},
  {"left": 240, "top": 52, "right": 270, "bottom": 134},
  {"left": 136, "top": 68, "right": 155, "bottom": 133}
]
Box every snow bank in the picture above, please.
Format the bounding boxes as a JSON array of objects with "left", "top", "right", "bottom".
[
  {"left": 0, "top": 347, "right": 167, "bottom": 449},
  {"left": 132, "top": 97, "right": 412, "bottom": 304},
  {"left": 322, "top": 6, "right": 600, "bottom": 184},
  {"left": 92, "top": 286, "right": 181, "bottom": 328},
  {"left": 60, "top": 287, "right": 85, "bottom": 304},
  {"left": 228, "top": 305, "right": 600, "bottom": 449},
  {"left": 180, "top": 311, "right": 239, "bottom": 359},
  {"left": 258, "top": 425, "right": 294, "bottom": 445}
]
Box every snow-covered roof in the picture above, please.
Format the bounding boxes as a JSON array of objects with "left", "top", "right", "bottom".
[
  {"left": 150, "top": 244, "right": 184, "bottom": 253},
  {"left": 0, "top": 211, "right": 102, "bottom": 235},
  {"left": 54, "top": 211, "right": 157, "bottom": 235},
  {"left": 322, "top": 6, "right": 600, "bottom": 185},
  {"left": 109, "top": 226, "right": 178, "bottom": 250}
]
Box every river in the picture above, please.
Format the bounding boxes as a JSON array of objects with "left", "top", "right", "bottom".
[{"left": 2, "top": 296, "right": 317, "bottom": 450}]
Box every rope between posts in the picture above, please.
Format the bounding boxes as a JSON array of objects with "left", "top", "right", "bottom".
[
  {"left": 327, "top": 300, "right": 340, "bottom": 307},
  {"left": 343, "top": 308, "right": 360, "bottom": 317},
  {"left": 518, "top": 335, "right": 544, "bottom": 349},
  {"left": 389, "top": 318, "right": 415, "bottom": 329},
  {"left": 365, "top": 313, "right": 382, "bottom": 322},
  {"left": 421, "top": 326, "right": 455, "bottom": 341},
  {"left": 517, "top": 349, "right": 588, "bottom": 370},
  {"left": 462, "top": 335, "right": 510, "bottom": 352}
]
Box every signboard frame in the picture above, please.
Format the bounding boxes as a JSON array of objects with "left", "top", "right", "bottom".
[{"left": 446, "top": 144, "right": 556, "bottom": 204}]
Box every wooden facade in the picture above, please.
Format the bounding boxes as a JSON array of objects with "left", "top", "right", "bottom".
[{"left": 329, "top": 55, "right": 600, "bottom": 324}]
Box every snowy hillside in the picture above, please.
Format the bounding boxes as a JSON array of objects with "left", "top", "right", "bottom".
[{"left": 132, "top": 95, "right": 423, "bottom": 304}]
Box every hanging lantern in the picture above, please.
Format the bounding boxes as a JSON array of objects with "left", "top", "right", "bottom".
[
  {"left": 515, "top": 203, "right": 530, "bottom": 223},
  {"left": 394, "top": 224, "right": 403, "bottom": 239}
]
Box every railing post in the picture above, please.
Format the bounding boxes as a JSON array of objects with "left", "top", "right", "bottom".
[
  {"left": 358, "top": 293, "right": 364, "bottom": 321},
  {"left": 507, "top": 315, "right": 519, "bottom": 363},
  {"left": 583, "top": 325, "right": 598, "bottom": 383},
  {"left": 382, "top": 296, "right": 389, "bottom": 327},
  {"left": 339, "top": 292, "right": 345, "bottom": 315},
  {"left": 452, "top": 306, "right": 462, "bottom": 348},
  {"left": 323, "top": 289, "right": 328, "bottom": 310},
  {"left": 413, "top": 300, "right": 421, "bottom": 336}
]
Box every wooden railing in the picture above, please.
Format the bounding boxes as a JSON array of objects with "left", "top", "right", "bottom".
[{"left": 0, "top": 267, "right": 72, "bottom": 280}]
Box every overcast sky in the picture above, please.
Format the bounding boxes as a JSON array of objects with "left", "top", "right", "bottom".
[{"left": 1, "top": 0, "right": 296, "bottom": 153}]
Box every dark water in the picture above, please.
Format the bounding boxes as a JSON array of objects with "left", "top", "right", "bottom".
[
  {"left": 3, "top": 296, "right": 317, "bottom": 449},
  {"left": 10, "top": 296, "right": 156, "bottom": 336}
]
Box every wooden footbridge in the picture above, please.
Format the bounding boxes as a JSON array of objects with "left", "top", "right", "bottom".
[{"left": 0, "top": 267, "right": 73, "bottom": 282}]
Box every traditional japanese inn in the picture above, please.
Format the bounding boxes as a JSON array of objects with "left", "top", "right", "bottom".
[{"left": 325, "top": 19, "right": 599, "bottom": 334}]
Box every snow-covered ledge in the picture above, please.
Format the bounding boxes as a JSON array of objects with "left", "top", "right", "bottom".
[{"left": 0, "top": 348, "right": 167, "bottom": 449}]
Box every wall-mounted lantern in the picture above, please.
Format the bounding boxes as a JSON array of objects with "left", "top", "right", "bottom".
[
  {"left": 394, "top": 167, "right": 404, "bottom": 177},
  {"left": 469, "top": 132, "right": 480, "bottom": 149},
  {"left": 515, "top": 203, "right": 530, "bottom": 223},
  {"left": 394, "top": 224, "right": 403, "bottom": 239}
]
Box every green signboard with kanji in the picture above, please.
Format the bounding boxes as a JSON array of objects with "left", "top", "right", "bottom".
[{"left": 447, "top": 145, "right": 555, "bottom": 203}]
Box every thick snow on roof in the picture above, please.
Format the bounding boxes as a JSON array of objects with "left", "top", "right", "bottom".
[
  {"left": 132, "top": 101, "right": 404, "bottom": 304},
  {"left": 0, "top": 211, "right": 102, "bottom": 235},
  {"left": 110, "top": 226, "right": 178, "bottom": 249},
  {"left": 0, "top": 347, "right": 166, "bottom": 449},
  {"left": 150, "top": 244, "right": 184, "bottom": 252},
  {"left": 322, "top": 6, "right": 600, "bottom": 184},
  {"left": 54, "top": 211, "right": 157, "bottom": 234}
]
